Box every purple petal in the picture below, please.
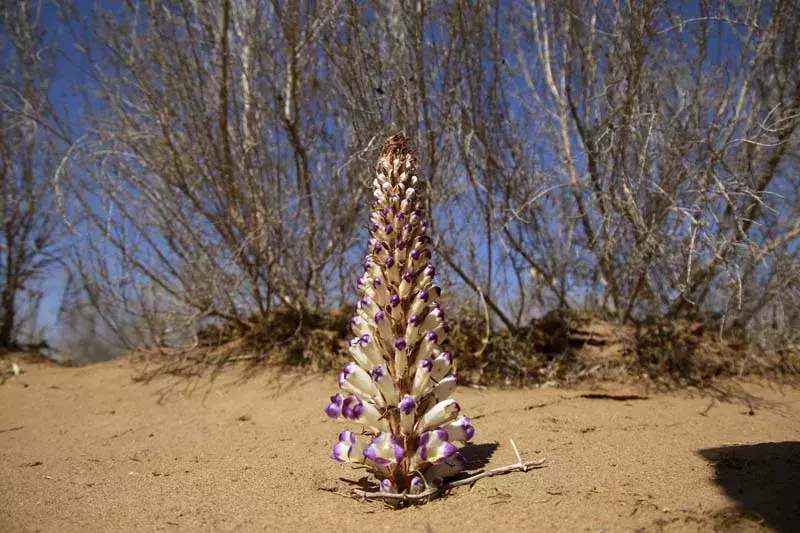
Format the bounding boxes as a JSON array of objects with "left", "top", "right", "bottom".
[
  {"left": 392, "top": 442, "right": 405, "bottom": 461},
  {"left": 385, "top": 257, "right": 395, "bottom": 268},
  {"left": 399, "top": 394, "right": 416, "bottom": 414},
  {"left": 426, "top": 331, "right": 438, "bottom": 343},
  {"left": 375, "top": 310, "right": 386, "bottom": 323},
  {"left": 419, "top": 431, "right": 431, "bottom": 449},
  {"left": 371, "top": 365, "right": 385, "bottom": 381},
  {"left": 394, "top": 338, "right": 407, "bottom": 350},
  {"left": 409, "top": 314, "right": 421, "bottom": 327},
  {"left": 363, "top": 444, "right": 389, "bottom": 465},
  {"left": 433, "top": 429, "right": 449, "bottom": 441},
  {"left": 325, "top": 393, "right": 343, "bottom": 419},
  {"left": 403, "top": 272, "right": 414, "bottom": 283},
  {"left": 339, "top": 430, "right": 356, "bottom": 443},
  {"left": 325, "top": 401, "right": 341, "bottom": 419},
  {"left": 331, "top": 441, "right": 350, "bottom": 462},
  {"left": 419, "top": 443, "right": 429, "bottom": 461},
  {"left": 390, "top": 294, "right": 400, "bottom": 307},
  {"left": 342, "top": 396, "right": 363, "bottom": 419},
  {"left": 384, "top": 224, "right": 394, "bottom": 235},
  {"left": 434, "top": 442, "right": 458, "bottom": 464},
  {"left": 418, "top": 290, "right": 429, "bottom": 302},
  {"left": 410, "top": 249, "right": 421, "bottom": 260}
]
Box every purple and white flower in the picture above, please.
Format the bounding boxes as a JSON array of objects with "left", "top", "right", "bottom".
[
  {"left": 364, "top": 433, "right": 405, "bottom": 466},
  {"left": 324, "top": 136, "right": 475, "bottom": 494},
  {"left": 331, "top": 430, "right": 364, "bottom": 463}
]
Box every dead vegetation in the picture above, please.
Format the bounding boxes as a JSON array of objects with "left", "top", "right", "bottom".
[{"left": 126, "top": 307, "right": 798, "bottom": 388}]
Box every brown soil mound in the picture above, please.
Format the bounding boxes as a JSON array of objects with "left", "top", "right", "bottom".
[{"left": 131, "top": 308, "right": 796, "bottom": 387}]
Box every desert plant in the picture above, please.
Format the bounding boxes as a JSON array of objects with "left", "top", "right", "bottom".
[
  {"left": 325, "top": 136, "right": 473, "bottom": 494},
  {"left": 324, "top": 136, "right": 544, "bottom": 505}
]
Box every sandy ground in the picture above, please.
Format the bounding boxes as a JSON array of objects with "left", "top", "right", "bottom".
[{"left": 1, "top": 357, "right": 798, "bottom": 533}]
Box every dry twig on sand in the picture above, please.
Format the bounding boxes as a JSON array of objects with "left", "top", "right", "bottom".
[{"left": 351, "top": 439, "right": 546, "bottom": 505}]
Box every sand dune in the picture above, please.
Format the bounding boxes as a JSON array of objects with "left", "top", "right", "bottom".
[{"left": 1, "top": 357, "right": 798, "bottom": 532}]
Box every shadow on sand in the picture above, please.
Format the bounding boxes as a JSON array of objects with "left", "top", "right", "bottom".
[
  {"left": 699, "top": 441, "right": 800, "bottom": 532},
  {"left": 460, "top": 441, "right": 500, "bottom": 470}
]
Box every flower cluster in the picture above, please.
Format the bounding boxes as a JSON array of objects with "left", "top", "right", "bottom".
[{"left": 325, "top": 136, "right": 474, "bottom": 494}]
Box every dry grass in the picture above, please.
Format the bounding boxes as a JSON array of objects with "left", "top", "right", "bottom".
[{"left": 118, "top": 307, "right": 798, "bottom": 389}]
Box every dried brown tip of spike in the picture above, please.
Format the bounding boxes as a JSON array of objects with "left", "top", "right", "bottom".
[{"left": 378, "top": 135, "right": 416, "bottom": 170}]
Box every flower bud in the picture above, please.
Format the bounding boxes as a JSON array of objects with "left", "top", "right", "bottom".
[
  {"left": 325, "top": 393, "right": 344, "bottom": 419},
  {"left": 412, "top": 359, "right": 433, "bottom": 397},
  {"left": 399, "top": 394, "right": 416, "bottom": 434},
  {"left": 338, "top": 362, "right": 380, "bottom": 399},
  {"left": 443, "top": 415, "right": 475, "bottom": 443},
  {"left": 431, "top": 351, "right": 453, "bottom": 381},
  {"left": 374, "top": 310, "right": 392, "bottom": 342},
  {"left": 417, "top": 399, "right": 461, "bottom": 432},
  {"left": 394, "top": 338, "right": 408, "bottom": 376},
  {"left": 409, "top": 476, "right": 425, "bottom": 494},
  {"left": 433, "top": 375, "right": 458, "bottom": 401},
  {"left": 372, "top": 365, "right": 399, "bottom": 405}
]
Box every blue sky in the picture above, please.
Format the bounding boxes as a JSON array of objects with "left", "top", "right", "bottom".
[{"left": 17, "top": 0, "right": 796, "bottom": 346}]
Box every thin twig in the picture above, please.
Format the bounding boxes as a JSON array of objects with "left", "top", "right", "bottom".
[
  {"left": 350, "top": 440, "right": 546, "bottom": 504},
  {"left": 352, "top": 459, "right": 546, "bottom": 502}
]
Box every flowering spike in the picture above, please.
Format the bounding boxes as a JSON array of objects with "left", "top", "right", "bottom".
[{"left": 324, "top": 136, "right": 475, "bottom": 494}]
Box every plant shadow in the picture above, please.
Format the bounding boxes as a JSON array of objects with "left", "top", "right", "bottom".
[
  {"left": 699, "top": 441, "right": 800, "bottom": 532},
  {"left": 460, "top": 441, "right": 500, "bottom": 471}
]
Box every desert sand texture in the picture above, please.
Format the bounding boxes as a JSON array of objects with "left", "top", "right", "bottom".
[{"left": 1, "top": 356, "right": 799, "bottom": 532}]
